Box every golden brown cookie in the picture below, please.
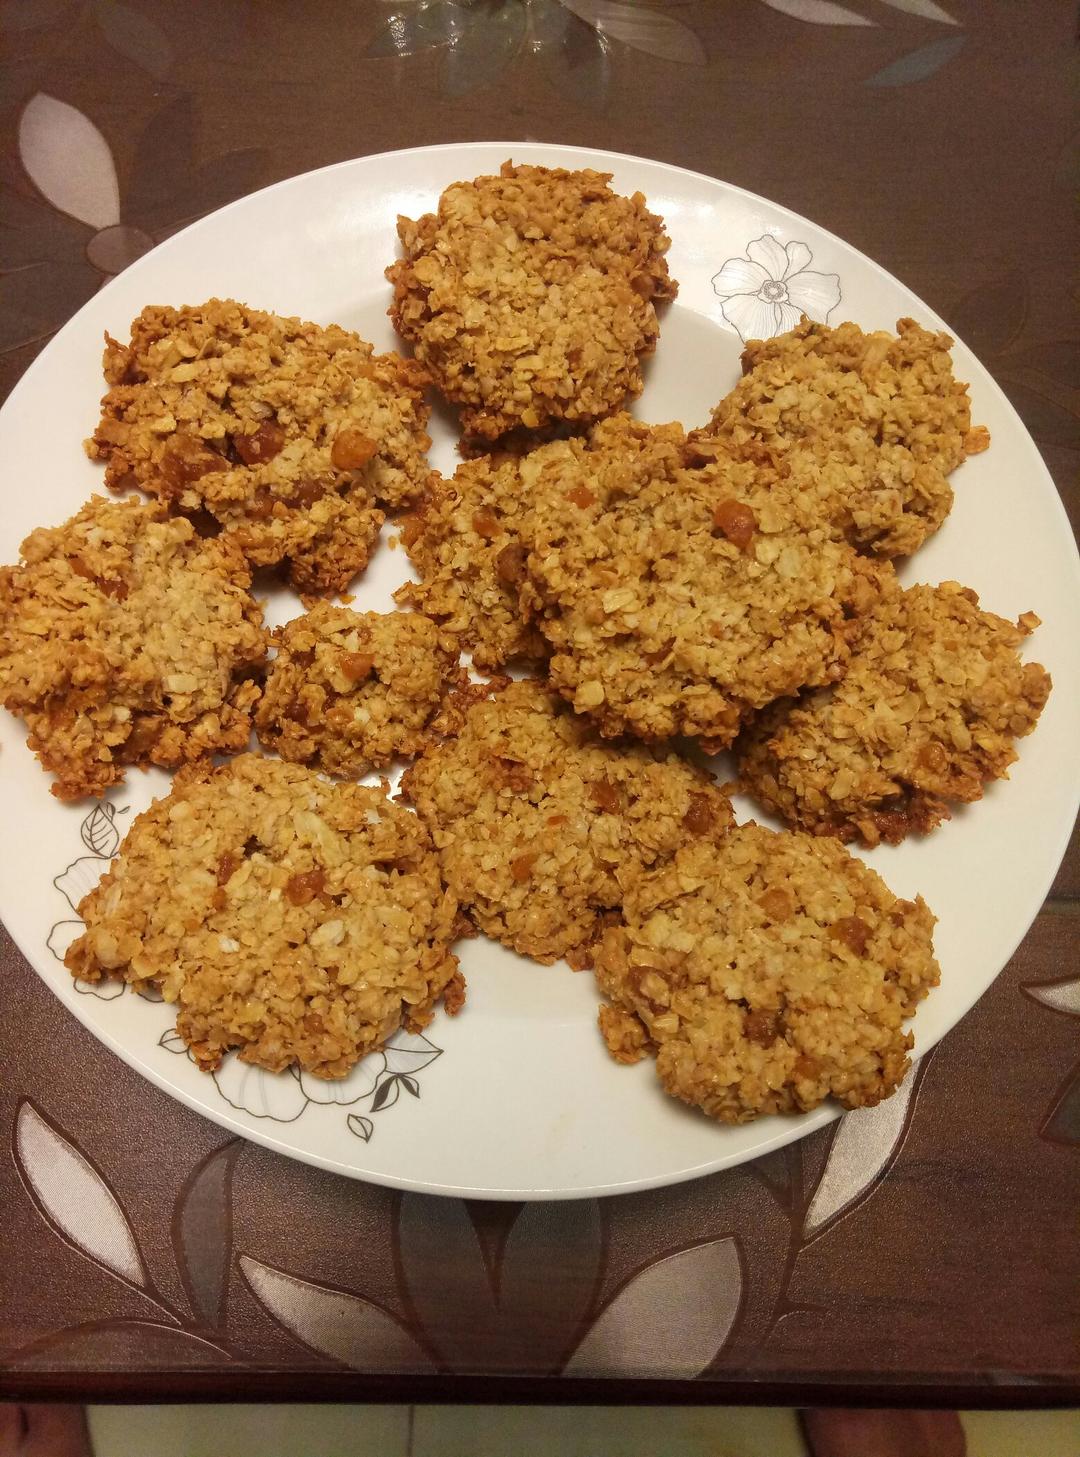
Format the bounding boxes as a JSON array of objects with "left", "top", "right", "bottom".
[
  {"left": 401, "top": 679, "right": 733, "bottom": 965},
  {"left": 395, "top": 452, "right": 546, "bottom": 671},
  {"left": 518, "top": 415, "right": 889, "bottom": 751},
  {"left": 737, "top": 582, "right": 1052, "bottom": 845},
  {"left": 66, "top": 754, "right": 464, "bottom": 1078},
  {"left": 0, "top": 495, "right": 266, "bottom": 800},
  {"left": 255, "top": 605, "right": 464, "bottom": 777},
  {"left": 701, "top": 318, "right": 987, "bottom": 558},
  {"left": 86, "top": 299, "right": 433, "bottom": 597},
  {"left": 386, "top": 161, "right": 676, "bottom": 448},
  {"left": 594, "top": 824, "right": 939, "bottom": 1123}
]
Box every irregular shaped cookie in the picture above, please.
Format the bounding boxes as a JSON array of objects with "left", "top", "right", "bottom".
[
  {"left": 401, "top": 679, "right": 734, "bottom": 965},
  {"left": 0, "top": 496, "right": 266, "bottom": 800},
  {"left": 595, "top": 825, "right": 939, "bottom": 1123},
  {"left": 737, "top": 582, "right": 1052, "bottom": 845},
  {"left": 395, "top": 453, "right": 546, "bottom": 670},
  {"left": 66, "top": 754, "right": 464, "bottom": 1077},
  {"left": 387, "top": 161, "right": 676, "bottom": 448},
  {"left": 702, "top": 318, "right": 988, "bottom": 558},
  {"left": 518, "top": 415, "right": 889, "bottom": 751},
  {"left": 87, "top": 299, "right": 433, "bottom": 596},
  {"left": 255, "top": 605, "right": 464, "bottom": 777}
]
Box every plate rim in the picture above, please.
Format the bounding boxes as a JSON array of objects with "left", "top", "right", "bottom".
[{"left": 2, "top": 140, "right": 1078, "bottom": 1200}]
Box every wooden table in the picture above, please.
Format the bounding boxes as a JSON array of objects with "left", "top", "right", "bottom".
[{"left": 1, "top": 0, "right": 1077, "bottom": 1407}]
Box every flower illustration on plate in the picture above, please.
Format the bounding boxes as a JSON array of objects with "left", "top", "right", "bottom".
[
  {"left": 158, "top": 1027, "right": 443, "bottom": 1145},
  {"left": 48, "top": 801, "right": 129, "bottom": 999},
  {"left": 711, "top": 235, "right": 841, "bottom": 344}
]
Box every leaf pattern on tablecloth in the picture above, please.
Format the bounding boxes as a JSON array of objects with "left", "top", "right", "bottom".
[
  {"left": 19, "top": 94, "right": 120, "bottom": 228},
  {"left": 172, "top": 1141, "right": 242, "bottom": 1331},
  {"left": 13, "top": 1101, "right": 148, "bottom": 1293},
  {"left": 239, "top": 1256, "right": 435, "bottom": 1372},
  {"left": 91, "top": 0, "right": 175, "bottom": 80},
  {"left": 803, "top": 1058, "right": 926, "bottom": 1238},
  {"left": 563, "top": 1237, "right": 743, "bottom": 1377},
  {"left": 1023, "top": 977, "right": 1080, "bottom": 1017},
  {"left": 760, "top": 0, "right": 874, "bottom": 25},
  {"left": 562, "top": 0, "right": 705, "bottom": 64},
  {"left": 2, "top": 1318, "right": 230, "bottom": 1371},
  {"left": 865, "top": 35, "right": 965, "bottom": 86},
  {"left": 1040, "top": 1064, "right": 1080, "bottom": 1148},
  {"left": 496, "top": 1200, "right": 604, "bottom": 1370}
]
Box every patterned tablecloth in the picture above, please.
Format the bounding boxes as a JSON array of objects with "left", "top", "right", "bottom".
[{"left": 1, "top": 0, "right": 1077, "bottom": 1404}]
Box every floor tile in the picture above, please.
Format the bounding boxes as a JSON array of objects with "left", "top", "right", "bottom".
[
  {"left": 962, "top": 1410, "right": 1080, "bottom": 1457},
  {"left": 410, "top": 1403, "right": 806, "bottom": 1457},
  {"left": 87, "top": 1402, "right": 411, "bottom": 1457}
]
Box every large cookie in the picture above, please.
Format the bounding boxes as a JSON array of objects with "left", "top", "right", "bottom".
[
  {"left": 387, "top": 162, "right": 676, "bottom": 449},
  {"left": 737, "top": 582, "right": 1052, "bottom": 845},
  {"left": 518, "top": 415, "right": 888, "bottom": 751},
  {"left": 0, "top": 495, "right": 266, "bottom": 799},
  {"left": 87, "top": 299, "right": 432, "bottom": 597},
  {"left": 401, "top": 679, "right": 733, "bottom": 965},
  {"left": 595, "top": 824, "right": 939, "bottom": 1123},
  {"left": 66, "top": 755, "right": 465, "bottom": 1078}
]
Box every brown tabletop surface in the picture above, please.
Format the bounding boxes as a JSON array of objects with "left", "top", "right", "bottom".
[{"left": 1, "top": 0, "right": 1077, "bottom": 1408}]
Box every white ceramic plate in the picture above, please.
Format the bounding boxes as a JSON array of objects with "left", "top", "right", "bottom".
[{"left": 1, "top": 143, "right": 1077, "bottom": 1200}]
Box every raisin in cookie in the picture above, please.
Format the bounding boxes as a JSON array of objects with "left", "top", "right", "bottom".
[
  {"left": 401, "top": 679, "right": 733, "bottom": 965},
  {"left": 595, "top": 825, "right": 939, "bottom": 1123},
  {"left": 518, "top": 415, "right": 888, "bottom": 751},
  {"left": 737, "top": 582, "right": 1052, "bottom": 845},
  {"left": 0, "top": 496, "right": 266, "bottom": 800},
  {"left": 387, "top": 162, "right": 676, "bottom": 449},
  {"left": 255, "top": 605, "right": 464, "bottom": 777},
  {"left": 87, "top": 299, "right": 433, "bottom": 597},
  {"left": 66, "top": 754, "right": 464, "bottom": 1077}
]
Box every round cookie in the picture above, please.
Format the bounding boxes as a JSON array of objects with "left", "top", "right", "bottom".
[
  {"left": 65, "top": 755, "right": 464, "bottom": 1078},
  {"left": 702, "top": 317, "right": 987, "bottom": 559},
  {"left": 594, "top": 824, "right": 939, "bottom": 1124},
  {"left": 395, "top": 453, "right": 546, "bottom": 671},
  {"left": 255, "top": 605, "right": 464, "bottom": 777},
  {"left": 86, "top": 299, "right": 433, "bottom": 597},
  {"left": 0, "top": 495, "right": 267, "bottom": 800},
  {"left": 400, "top": 679, "right": 734, "bottom": 965},
  {"left": 737, "top": 582, "right": 1052, "bottom": 846},
  {"left": 386, "top": 161, "right": 676, "bottom": 448},
  {"left": 518, "top": 414, "right": 889, "bottom": 751}
]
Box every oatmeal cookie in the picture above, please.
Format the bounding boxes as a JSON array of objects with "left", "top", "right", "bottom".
[
  {"left": 518, "top": 415, "right": 889, "bottom": 750},
  {"left": 737, "top": 582, "right": 1052, "bottom": 846},
  {"left": 255, "top": 605, "right": 464, "bottom": 777},
  {"left": 86, "top": 299, "right": 434, "bottom": 596},
  {"left": 702, "top": 318, "right": 987, "bottom": 558},
  {"left": 395, "top": 452, "right": 545, "bottom": 670},
  {"left": 0, "top": 496, "right": 266, "bottom": 800},
  {"left": 401, "top": 679, "right": 734, "bottom": 965},
  {"left": 594, "top": 824, "right": 939, "bottom": 1123},
  {"left": 386, "top": 162, "right": 676, "bottom": 448},
  {"left": 66, "top": 754, "right": 464, "bottom": 1077}
]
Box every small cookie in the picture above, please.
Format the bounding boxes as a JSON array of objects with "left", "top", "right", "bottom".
[
  {"left": 86, "top": 299, "right": 433, "bottom": 597},
  {"left": 255, "top": 605, "right": 464, "bottom": 777},
  {"left": 702, "top": 318, "right": 986, "bottom": 558},
  {"left": 737, "top": 582, "right": 1052, "bottom": 845},
  {"left": 395, "top": 453, "right": 546, "bottom": 671},
  {"left": 65, "top": 754, "right": 464, "bottom": 1078},
  {"left": 387, "top": 161, "right": 676, "bottom": 448},
  {"left": 594, "top": 825, "right": 939, "bottom": 1123},
  {"left": 0, "top": 495, "right": 266, "bottom": 800},
  {"left": 518, "top": 415, "right": 889, "bottom": 750},
  {"left": 401, "top": 679, "right": 734, "bottom": 965}
]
